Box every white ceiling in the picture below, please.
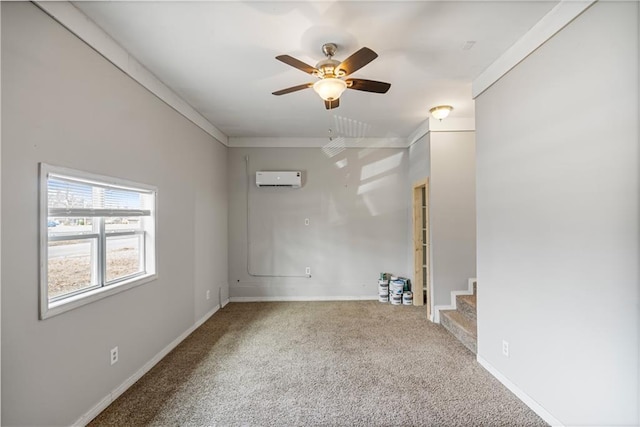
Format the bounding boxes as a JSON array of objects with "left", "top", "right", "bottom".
[{"left": 73, "top": 1, "right": 558, "bottom": 139}]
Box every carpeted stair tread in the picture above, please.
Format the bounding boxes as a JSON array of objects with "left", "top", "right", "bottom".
[
  {"left": 458, "top": 294, "right": 476, "bottom": 307},
  {"left": 457, "top": 294, "right": 477, "bottom": 322},
  {"left": 441, "top": 309, "right": 477, "bottom": 354}
]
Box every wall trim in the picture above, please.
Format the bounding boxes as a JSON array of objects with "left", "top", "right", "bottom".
[
  {"left": 407, "top": 119, "right": 431, "bottom": 147},
  {"left": 477, "top": 355, "right": 564, "bottom": 427},
  {"left": 221, "top": 298, "right": 230, "bottom": 308},
  {"left": 433, "top": 278, "right": 476, "bottom": 324},
  {"left": 73, "top": 304, "right": 221, "bottom": 426},
  {"left": 472, "top": 0, "right": 595, "bottom": 98},
  {"left": 229, "top": 296, "right": 378, "bottom": 303},
  {"left": 33, "top": 1, "right": 228, "bottom": 147},
  {"left": 227, "top": 119, "right": 477, "bottom": 150},
  {"left": 407, "top": 118, "right": 476, "bottom": 148},
  {"left": 228, "top": 137, "right": 408, "bottom": 149}
]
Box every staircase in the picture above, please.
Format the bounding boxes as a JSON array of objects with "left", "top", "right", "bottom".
[{"left": 440, "top": 282, "right": 477, "bottom": 354}]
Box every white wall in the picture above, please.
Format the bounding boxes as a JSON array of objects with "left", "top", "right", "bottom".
[
  {"left": 228, "top": 146, "right": 409, "bottom": 299},
  {"left": 475, "top": 1, "right": 638, "bottom": 425},
  {"left": 429, "top": 132, "right": 476, "bottom": 307},
  {"left": 408, "top": 135, "right": 430, "bottom": 187},
  {"left": 1, "top": 3, "right": 228, "bottom": 425}
]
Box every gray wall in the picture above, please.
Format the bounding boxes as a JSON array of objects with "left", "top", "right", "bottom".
[
  {"left": 1, "top": 3, "right": 228, "bottom": 425},
  {"left": 475, "top": 2, "right": 638, "bottom": 425},
  {"left": 429, "top": 132, "right": 476, "bottom": 306},
  {"left": 228, "top": 146, "right": 409, "bottom": 299},
  {"left": 406, "top": 131, "right": 477, "bottom": 310},
  {"left": 408, "top": 134, "right": 430, "bottom": 190}
]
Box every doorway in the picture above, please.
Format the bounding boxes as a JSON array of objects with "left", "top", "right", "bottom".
[{"left": 412, "top": 179, "right": 430, "bottom": 318}]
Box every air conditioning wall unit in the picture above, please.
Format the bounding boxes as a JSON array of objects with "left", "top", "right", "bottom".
[{"left": 256, "top": 171, "right": 302, "bottom": 188}]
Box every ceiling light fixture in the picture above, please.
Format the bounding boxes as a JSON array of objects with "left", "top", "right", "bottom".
[
  {"left": 430, "top": 105, "right": 453, "bottom": 121},
  {"left": 313, "top": 78, "right": 347, "bottom": 101}
]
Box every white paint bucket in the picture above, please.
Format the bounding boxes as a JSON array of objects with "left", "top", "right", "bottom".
[
  {"left": 403, "top": 292, "right": 413, "bottom": 305},
  {"left": 390, "top": 294, "right": 402, "bottom": 305},
  {"left": 379, "top": 293, "right": 389, "bottom": 303},
  {"left": 390, "top": 281, "right": 404, "bottom": 295}
]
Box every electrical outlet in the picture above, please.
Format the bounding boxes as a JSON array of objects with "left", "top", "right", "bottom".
[
  {"left": 304, "top": 218, "right": 310, "bottom": 226},
  {"left": 206, "top": 290, "right": 210, "bottom": 300},
  {"left": 502, "top": 340, "right": 509, "bottom": 357},
  {"left": 110, "top": 346, "right": 119, "bottom": 365},
  {"left": 305, "top": 267, "right": 311, "bottom": 276}
]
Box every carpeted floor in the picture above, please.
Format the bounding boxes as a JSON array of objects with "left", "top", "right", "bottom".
[{"left": 89, "top": 301, "right": 548, "bottom": 426}]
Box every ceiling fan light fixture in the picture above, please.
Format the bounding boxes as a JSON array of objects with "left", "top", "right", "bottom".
[
  {"left": 430, "top": 105, "right": 453, "bottom": 121},
  {"left": 313, "top": 78, "right": 347, "bottom": 101}
]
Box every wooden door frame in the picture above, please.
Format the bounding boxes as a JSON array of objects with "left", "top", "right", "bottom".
[{"left": 412, "top": 178, "right": 430, "bottom": 319}]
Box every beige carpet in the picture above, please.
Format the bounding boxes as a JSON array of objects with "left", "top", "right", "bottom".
[{"left": 89, "top": 301, "right": 547, "bottom": 426}]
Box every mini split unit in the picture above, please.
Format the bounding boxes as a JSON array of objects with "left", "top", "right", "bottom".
[{"left": 256, "top": 171, "right": 302, "bottom": 188}]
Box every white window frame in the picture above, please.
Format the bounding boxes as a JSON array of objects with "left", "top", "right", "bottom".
[{"left": 39, "top": 163, "right": 157, "bottom": 319}]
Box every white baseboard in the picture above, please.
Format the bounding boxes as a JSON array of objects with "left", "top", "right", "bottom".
[
  {"left": 73, "top": 304, "right": 221, "bottom": 426},
  {"left": 229, "top": 295, "right": 378, "bottom": 303},
  {"left": 432, "top": 304, "right": 450, "bottom": 324},
  {"left": 433, "top": 277, "right": 476, "bottom": 323},
  {"left": 477, "top": 355, "right": 564, "bottom": 427},
  {"left": 221, "top": 298, "right": 230, "bottom": 308}
]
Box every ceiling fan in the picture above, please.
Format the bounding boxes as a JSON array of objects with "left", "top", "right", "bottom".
[{"left": 272, "top": 43, "right": 391, "bottom": 110}]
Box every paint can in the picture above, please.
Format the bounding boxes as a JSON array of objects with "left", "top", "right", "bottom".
[
  {"left": 390, "top": 280, "right": 404, "bottom": 295},
  {"left": 390, "top": 294, "right": 402, "bottom": 305},
  {"left": 402, "top": 291, "right": 413, "bottom": 305},
  {"left": 379, "top": 293, "right": 389, "bottom": 303}
]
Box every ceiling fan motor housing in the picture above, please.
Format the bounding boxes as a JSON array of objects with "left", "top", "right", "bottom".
[{"left": 315, "top": 58, "right": 344, "bottom": 78}]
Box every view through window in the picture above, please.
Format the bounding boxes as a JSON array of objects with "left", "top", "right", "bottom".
[{"left": 40, "top": 164, "right": 157, "bottom": 318}]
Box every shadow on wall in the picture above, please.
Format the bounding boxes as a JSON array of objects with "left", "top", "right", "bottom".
[{"left": 320, "top": 114, "right": 406, "bottom": 221}]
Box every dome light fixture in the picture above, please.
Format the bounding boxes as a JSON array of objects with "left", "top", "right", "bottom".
[
  {"left": 430, "top": 105, "right": 453, "bottom": 121},
  {"left": 313, "top": 78, "right": 347, "bottom": 101}
]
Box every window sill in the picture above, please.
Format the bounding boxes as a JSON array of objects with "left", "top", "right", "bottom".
[{"left": 40, "top": 273, "right": 157, "bottom": 320}]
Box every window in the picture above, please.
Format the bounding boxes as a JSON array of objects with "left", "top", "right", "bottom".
[{"left": 39, "top": 164, "right": 157, "bottom": 319}]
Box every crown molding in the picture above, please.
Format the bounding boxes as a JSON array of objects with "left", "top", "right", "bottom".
[
  {"left": 472, "top": 0, "right": 596, "bottom": 99},
  {"left": 228, "top": 137, "right": 409, "bottom": 149},
  {"left": 407, "top": 118, "right": 476, "bottom": 147}
]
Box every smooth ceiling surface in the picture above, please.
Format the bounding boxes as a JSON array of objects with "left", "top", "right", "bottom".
[{"left": 73, "top": 1, "right": 558, "bottom": 139}]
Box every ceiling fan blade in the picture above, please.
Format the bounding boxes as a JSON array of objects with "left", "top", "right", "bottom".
[
  {"left": 337, "top": 47, "right": 378, "bottom": 76},
  {"left": 324, "top": 98, "right": 340, "bottom": 110},
  {"left": 272, "top": 83, "right": 313, "bottom": 96},
  {"left": 275, "top": 55, "right": 317, "bottom": 75},
  {"left": 346, "top": 79, "right": 391, "bottom": 94}
]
